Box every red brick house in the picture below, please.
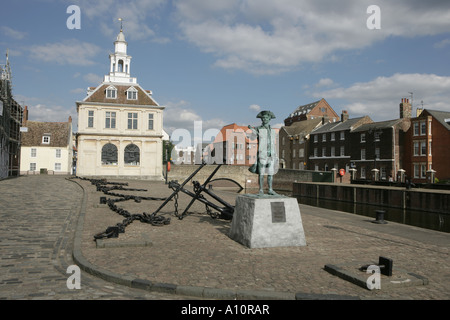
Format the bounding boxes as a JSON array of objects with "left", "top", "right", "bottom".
[
  {"left": 404, "top": 109, "right": 450, "bottom": 183},
  {"left": 284, "top": 98, "right": 340, "bottom": 126},
  {"left": 208, "top": 123, "right": 257, "bottom": 165}
]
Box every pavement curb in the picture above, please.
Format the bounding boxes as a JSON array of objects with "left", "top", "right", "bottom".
[{"left": 67, "top": 178, "right": 361, "bottom": 300}]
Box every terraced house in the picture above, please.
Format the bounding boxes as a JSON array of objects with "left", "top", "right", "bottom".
[
  {"left": 404, "top": 108, "right": 450, "bottom": 183},
  {"left": 308, "top": 112, "right": 372, "bottom": 173}
]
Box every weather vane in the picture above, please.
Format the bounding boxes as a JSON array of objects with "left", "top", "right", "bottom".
[{"left": 118, "top": 18, "right": 124, "bottom": 31}]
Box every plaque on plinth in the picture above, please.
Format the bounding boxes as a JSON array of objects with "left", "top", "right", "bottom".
[{"left": 229, "top": 194, "right": 306, "bottom": 249}]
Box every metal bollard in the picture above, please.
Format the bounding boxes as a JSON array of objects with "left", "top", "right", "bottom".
[{"left": 373, "top": 210, "right": 387, "bottom": 224}]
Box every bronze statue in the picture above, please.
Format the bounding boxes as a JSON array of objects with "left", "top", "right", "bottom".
[{"left": 248, "top": 110, "right": 278, "bottom": 196}]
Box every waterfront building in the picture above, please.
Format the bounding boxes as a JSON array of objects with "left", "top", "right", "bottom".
[
  {"left": 404, "top": 108, "right": 450, "bottom": 183},
  {"left": 284, "top": 98, "right": 339, "bottom": 126},
  {"left": 76, "top": 26, "right": 164, "bottom": 179}
]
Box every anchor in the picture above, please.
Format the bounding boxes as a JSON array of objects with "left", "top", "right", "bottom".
[{"left": 152, "top": 162, "right": 235, "bottom": 220}]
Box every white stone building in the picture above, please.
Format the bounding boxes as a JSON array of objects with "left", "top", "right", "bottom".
[{"left": 76, "top": 27, "right": 165, "bottom": 179}]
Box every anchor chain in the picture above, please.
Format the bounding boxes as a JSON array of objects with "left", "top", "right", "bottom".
[{"left": 70, "top": 177, "right": 171, "bottom": 240}]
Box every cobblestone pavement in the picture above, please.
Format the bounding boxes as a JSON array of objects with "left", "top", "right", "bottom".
[
  {"left": 1, "top": 175, "right": 449, "bottom": 301},
  {"left": 0, "top": 175, "right": 195, "bottom": 300}
]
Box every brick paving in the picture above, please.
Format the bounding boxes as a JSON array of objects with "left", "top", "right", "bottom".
[
  {"left": 76, "top": 176, "right": 449, "bottom": 300},
  {"left": 1, "top": 175, "right": 449, "bottom": 300},
  {"left": 0, "top": 175, "right": 196, "bottom": 300}
]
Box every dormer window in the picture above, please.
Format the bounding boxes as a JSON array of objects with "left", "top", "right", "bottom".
[
  {"left": 126, "top": 87, "right": 138, "bottom": 100},
  {"left": 106, "top": 86, "right": 117, "bottom": 99},
  {"left": 42, "top": 134, "right": 51, "bottom": 144}
]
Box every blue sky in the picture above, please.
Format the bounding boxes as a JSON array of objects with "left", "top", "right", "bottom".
[{"left": 2, "top": 0, "right": 450, "bottom": 141}]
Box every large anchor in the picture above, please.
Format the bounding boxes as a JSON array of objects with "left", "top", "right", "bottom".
[{"left": 152, "top": 162, "right": 235, "bottom": 220}]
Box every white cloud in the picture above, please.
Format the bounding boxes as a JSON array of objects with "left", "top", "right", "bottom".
[
  {"left": 163, "top": 100, "right": 227, "bottom": 145},
  {"left": 30, "top": 39, "right": 101, "bottom": 66},
  {"left": 70, "top": 88, "right": 85, "bottom": 94},
  {"left": 74, "top": 0, "right": 167, "bottom": 42},
  {"left": 26, "top": 103, "right": 74, "bottom": 124},
  {"left": 249, "top": 104, "right": 261, "bottom": 112},
  {"left": 434, "top": 38, "right": 450, "bottom": 48},
  {"left": 173, "top": 0, "right": 450, "bottom": 74},
  {"left": 1, "top": 26, "right": 27, "bottom": 40},
  {"left": 315, "top": 78, "right": 335, "bottom": 88},
  {"left": 312, "top": 73, "right": 450, "bottom": 120},
  {"left": 83, "top": 73, "right": 102, "bottom": 84}
]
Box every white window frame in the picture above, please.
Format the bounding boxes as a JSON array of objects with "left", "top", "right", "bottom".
[
  {"left": 88, "top": 110, "right": 94, "bottom": 128},
  {"left": 413, "top": 141, "right": 419, "bottom": 156},
  {"left": 128, "top": 112, "right": 138, "bottom": 130},
  {"left": 126, "top": 87, "right": 138, "bottom": 100},
  {"left": 413, "top": 122, "right": 419, "bottom": 136},
  {"left": 56, "top": 149, "right": 61, "bottom": 158},
  {"left": 106, "top": 86, "right": 117, "bottom": 99},
  {"left": 360, "top": 133, "right": 366, "bottom": 143},
  {"left": 148, "top": 113, "right": 154, "bottom": 130},
  {"left": 420, "top": 141, "right": 426, "bottom": 156},
  {"left": 42, "top": 135, "right": 50, "bottom": 144},
  {"left": 31, "top": 148, "right": 37, "bottom": 157},
  {"left": 420, "top": 121, "right": 426, "bottom": 135},
  {"left": 105, "top": 111, "right": 116, "bottom": 129}
]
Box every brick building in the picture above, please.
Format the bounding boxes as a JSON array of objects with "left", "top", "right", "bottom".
[
  {"left": 284, "top": 98, "right": 339, "bottom": 126},
  {"left": 208, "top": 123, "right": 257, "bottom": 165},
  {"left": 309, "top": 113, "right": 373, "bottom": 172},
  {"left": 404, "top": 109, "right": 450, "bottom": 183},
  {"left": 279, "top": 118, "right": 322, "bottom": 169},
  {"left": 349, "top": 118, "right": 410, "bottom": 181}
]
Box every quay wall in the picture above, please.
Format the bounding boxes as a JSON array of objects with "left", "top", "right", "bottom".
[
  {"left": 292, "top": 182, "right": 450, "bottom": 214},
  {"left": 166, "top": 165, "right": 331, "bottom": 191}
]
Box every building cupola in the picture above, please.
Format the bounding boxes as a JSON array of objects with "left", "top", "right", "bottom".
[{"left": 104, "top": 18, "right": 137, "bottom": 84}]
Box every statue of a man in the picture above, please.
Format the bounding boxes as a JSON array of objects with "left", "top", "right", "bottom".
[{"left": 248, "top": 110, "right": 278, "bottom": 196}]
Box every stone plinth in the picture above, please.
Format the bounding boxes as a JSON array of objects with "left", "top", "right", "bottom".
[{"left": 229, "top": 194, "right": 306, "bottom": 248}]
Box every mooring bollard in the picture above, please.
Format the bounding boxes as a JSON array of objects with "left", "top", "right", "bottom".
[
  {"left": 360, "top": 256, "right": 393, "bottom": 277},
  {"left": 373, "top": 210, "right": 387, "bottom": 224}
]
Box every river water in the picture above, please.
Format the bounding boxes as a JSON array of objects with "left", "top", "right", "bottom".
[{"left": 294, "top": 195, "right": 450, "bottom": 233}]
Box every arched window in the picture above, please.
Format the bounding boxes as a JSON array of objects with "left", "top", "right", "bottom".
[
  {"left": 124, "top": 144, "right": 140, "bottom": 165},
  {"left": 118, "top": 60, "right": 124, "bottom": 72},
  {"left": 101, "top": 143, "right": 118, "bottom": 165}
]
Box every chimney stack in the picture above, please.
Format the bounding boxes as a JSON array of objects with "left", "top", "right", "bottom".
[
  {"left": 341, "top": 110, "right": 349, "bottom": 122},
  {"left": 22, "top": 105, "right": 29, "bottom": 126},
  {"left": 399, "top": 98, "right": 411, "bottom": 119}
]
